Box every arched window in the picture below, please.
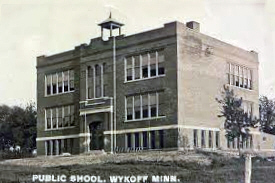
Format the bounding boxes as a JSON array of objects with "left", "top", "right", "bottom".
[
  {"left": 87, "top": 66, "right": 92, "bottom": 78},
  {"left": 95, "top": 64, "right": 100, "bottom": 76},
  {"left": 95, "top": 64, "right": 101, "bottom": 98},
  {"left": 87, "top": 66, "right": 94, "bottom": 98},
  {"left": 103, "top": 63, "right": 107, "bottom": 96}
]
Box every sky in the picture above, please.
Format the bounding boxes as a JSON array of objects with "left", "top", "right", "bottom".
[{"left": 0, "top": 0, "right": 274, "bottom": 106}]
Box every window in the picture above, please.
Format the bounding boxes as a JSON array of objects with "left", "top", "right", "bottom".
[
  {"left": 46, "top": 141, "right": 51, "bottom": 156},
  {"left": 87, "top": 63, "right": 106, "bottom": 99},
  {"left": 150, "top": 52, "right": 157, "bottom": 77},
  {"left": 45, "top": 105, "right": 75, "bottom": 130},
  {"left": 150, "top": 131, "right": 155, "bottom": 149},
  {"left": 46, "top": 75, "right": 51, "bottom": 95},
  {"left": 58, "top": 107, "right": 62, "bottom": 128},
  {"left": 46, "top": 109, "right": 51, "bottom": 129},
  {"left": 226, "top": 63, "right": 230, "bottom": 85},
  {"left": 135, "top": 132, "right": 139, "bottom": 148},
  {"left": 126, "top": 97, "right": 133, "bottom": 120},
  {"left": 87, "top": 66, "right": 94, "bottom": 99},
  {"left": 52, "top": 140, "right": 56, "bottom": 155},
  {"left": 244, "top": 68, "right": 247, "bottom": 88},
  {"left": 248, "top": 70, "right": 252, "bottom": 90},
  {"left": 158, "top": 51, "right": 165, "bottom": 75},
  {"left": 52, "top": 108, "right": 57, "bottom": 128},
  {"left": 45, "top": 138, "right": 73, "bottom": 156},
  {"left": 103, "top": 63, "right": 107, "bottom": 97},
  {"left": 239, "top": 67, "right": 243, "bottom": 87},
  {"left": 142, "top": 54, "right": 149, "bottom": 78},
  {"left": 125, "top": 50, "right": 165, "bottom": 82},
  {"left": 64, "top": 139, "right": 68, "bottom": 152},
  {"left": 126, "top": 130, "right": 164, "bottom": 150},
  {"left": 57, "top": 139, "right": 61, "bottom": 155},
  {"left": 193, "top": 129, "right": 198, "bottom": 147},
  {"left": 88, "top": 66, "right": 93, "bottom": 78},
  {"left": 158, "top": 92, "right": 165, "bottom": 116},
  {"left": 64, "top": 106, "right": 70, "bottom": 127},
  {"left": 126, "top": 58, "right": 133, "bottom": 81},
  {"left": 201, "top": 130, "right": 205, "bottom": 148},
  {"left": 95, "top": 65, "right": 101, "bottom": 98},
  {"left": 70, "top": 105, "right": 75, "bottom": 126},
  {"left": 58, "top": 72, "right": 63, "bottom": 93},
  {"left": 52, "top": 74, "right": 57, "bottom": 94},
  {"left": 208, "top": 131, "right": 213, "bottom": 148},
  {"left": 150, "top": 93, "right": 157, "bottom": 117},
  {"left": 134, "top": 56, "right": 140, "bottom": 80},
  {"left": 45, "top": 69, "right": 75, "bottom": 96},
  {"left": 125, "top": 91, "right": 164, "bottom": 121},
  {"left": 63, "top": 71, "right": 69, "bottom": 92},
  {"left": 215, "top": 131, "right": 220, "bottom": 148},
  {"left": 143, "top": 132, "right": 148, "bottom": 149},
  {"left": 142, "top": 94, "right": 149, "bottom": 118},
  {"left": 159, "top": 130, "right": 164, "bottom": 148},
  {"left": 127, "top": 133, "right": 131, "bottom": 148},
  {"left": 227, "top": 63, "right": 252, "bottom": 90},
  {"left": 69, "top": 70, "right": 74, "bottom": 91},
  {"left": 234, "top": 65, "right": 239, "bottom": 86},
  {"left": 134, "top": 96, "right": 141, "bottom": 119}
]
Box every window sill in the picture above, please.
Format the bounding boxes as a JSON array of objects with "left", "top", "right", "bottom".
[
  {"left": 124, "top": 74, "right": 165, "bottom": 83},
  {"left": 44, "top": 90, "right": 75, "bottom": 97},
  {"left": 45, "top": 126, "right": 76, "bottom": 131},
  {"left": 226, "top": 84, "right": 253, "bottom": 92},
  {"left": 124, "top": 116, "right": 166, "bottom": 122}
]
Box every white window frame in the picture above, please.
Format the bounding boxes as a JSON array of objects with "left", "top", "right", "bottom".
[
  {"left": 125, "top": 92, "right": 165, "bottom": 122},
  {"left": 45, "top": 105, "right": 75, "bottom": 131},
  {"left": 45, "top": 70, "right": 74, "bottom": 97},
  {"left": 227, "top": 62, "right": 253, "bottom": 90},
  {"left": 124, "top": 51, "right": 165, "bottom": 83}
]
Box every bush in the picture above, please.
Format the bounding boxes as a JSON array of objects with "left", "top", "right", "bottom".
[{"left": 0, "top": 150, "right": 35, "bottom": 160}]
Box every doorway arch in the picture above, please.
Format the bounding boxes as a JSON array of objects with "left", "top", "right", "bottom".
[{"left": 89, "top": 122, "right": 104, "bottom": 150}]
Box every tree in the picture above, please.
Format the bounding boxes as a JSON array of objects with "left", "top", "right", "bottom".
[
  {"left": 23, "top": 103, "right": 37, "bottom": 151},
  {"left": 259, "top": 96, "right": 275, "bottom": 134},
  {"left": 0, "top": 103, "right": 37, "bottom": 152},
  {"left": 0, "top": 105, "right": 13, "bottom": 150},
  {"left": 216, "top": 86, "right": 257, "bottom": 155}
]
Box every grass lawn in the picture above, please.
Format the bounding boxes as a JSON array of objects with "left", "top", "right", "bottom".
[{"left": 0, "top": 151, "right": 275, "bottom": 183}]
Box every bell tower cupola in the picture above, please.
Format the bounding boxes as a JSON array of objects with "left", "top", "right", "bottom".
[{"left": 98, "top": 12, "right": 124, "bottom": 39}]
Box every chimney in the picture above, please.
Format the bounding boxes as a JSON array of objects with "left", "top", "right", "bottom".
[{"left": 186, "top": 21, "right": 200, "bottom": 32}]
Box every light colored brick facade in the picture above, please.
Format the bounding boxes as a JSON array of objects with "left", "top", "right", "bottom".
[{"left": 36, "top": 17, "right": 274, "bottom": 156}]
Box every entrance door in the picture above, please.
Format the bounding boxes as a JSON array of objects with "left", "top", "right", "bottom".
[{"left": 89, "top": 122, "right": 104, "bottom": 150}]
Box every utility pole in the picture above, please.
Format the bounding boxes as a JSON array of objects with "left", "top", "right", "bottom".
[
  {"left": 98, "top": 12, "right": 124, "bottom": 154},
  {"left": 113, "top": 35, "right": 117, "bottom": 153}
]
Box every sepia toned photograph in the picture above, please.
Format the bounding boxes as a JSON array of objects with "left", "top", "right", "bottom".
[{"left": 0, "top": 0, "right": 275, "bottom": 182}]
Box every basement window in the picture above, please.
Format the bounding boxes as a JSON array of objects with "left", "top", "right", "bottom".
[
  {"left": 193, "top": 129, "right": 198, "bottom": 147},
  {"left": 201, "top": 130, "right": 206, "bottom": 148},
  {"left": 135, "top": 132, "right": 140, "bottom": 148},
  {"left": 127, "top": 133, "right": 132, "bottom": 148},
  {"left": 215, "top": 131, "right": 220, "bottom": 148},
  {"left": 143, "top": 132, "right": 148, "bottom": 149}
]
